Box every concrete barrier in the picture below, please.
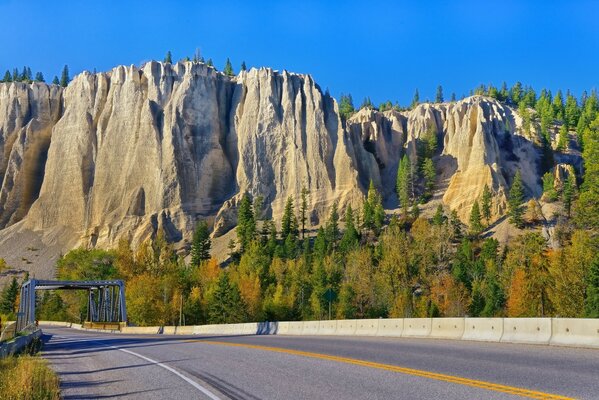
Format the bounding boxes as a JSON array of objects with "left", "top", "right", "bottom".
[
  {"left": 336, "top": 319, "right": 357, "bottom": 335},
  {"left": 277, "top": 322, "right": 290, "bottom": 335},
  {"left": 39, "top": 321, "right": 72, "bottom": 327},
  {"left": 355, "top": 319, "right": 380, "bottom": 336},
  {"left": 0, "top": 329, "right": 42, "bottom": 358},
  {"left": 302, "top": 320, "right": 320, "bottom": 335},
  {"left": 462, "top": 318, "right": 503, "bottom": 342},
  {"left": 121, "top": 326, "right": 160, "bottom": 334},
  {"left": 402, "top": 318, "right": 432, "bottom": 337},
  {"left": 550, "top": 318, "right": 599, "bottom": 348},
  {"left": 318, "top": 320, "right": 338, "bottom": 335},
  {"left": 174, "top": 326, "right": 195, "bottom": 335},
  {"left": 257, "top": 322, "right": 278, "bottom": 335},
  {"left": 430, "top": 318, "right": 465, "bottom": 339},
  {"left": 501, "top": 318, "right": 552, "bottom": 345},
  {"left": 285, "top": 321, "right": 304, "bottom": 335},
  {"left": 376, "top": 318, "right": 403, "bottom": 337}
]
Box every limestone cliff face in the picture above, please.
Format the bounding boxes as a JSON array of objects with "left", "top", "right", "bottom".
[{"left": 0, "top": 62, "right": 581, "bottom": 275}]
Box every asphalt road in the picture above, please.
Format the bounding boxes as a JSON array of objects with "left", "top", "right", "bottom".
[{"left": 40, "top": 326, "right": 598, "bottom": 400}]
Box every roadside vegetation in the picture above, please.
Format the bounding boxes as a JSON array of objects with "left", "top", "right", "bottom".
[{"left": 0, "top": 337, "right": 60, "bottom": 400}]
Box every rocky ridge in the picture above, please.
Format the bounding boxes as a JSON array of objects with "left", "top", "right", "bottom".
[{"left": 0, "top": 61, "right": 581, "bottom": 277}]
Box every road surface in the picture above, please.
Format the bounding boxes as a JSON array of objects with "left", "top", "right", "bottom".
[{"left": 41, "top": 325, "right": 598, "bottom": 399}]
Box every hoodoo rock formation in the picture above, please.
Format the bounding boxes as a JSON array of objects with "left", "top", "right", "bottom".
[{"left": 0, "top": 61, "right": 580, "bottom": 277}]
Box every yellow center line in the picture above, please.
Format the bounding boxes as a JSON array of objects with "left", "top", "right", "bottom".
[{"left": 185, "top": 340, "right": 574, "bottom": 400}]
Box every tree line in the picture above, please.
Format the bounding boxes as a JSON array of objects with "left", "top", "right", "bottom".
[{"left": 1, "top": 65, "right": 70, "bottom": 87}]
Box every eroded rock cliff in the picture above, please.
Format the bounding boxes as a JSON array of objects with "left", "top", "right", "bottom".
[{"left": 0, "top": 61, "right": 581, "bottom": 277}]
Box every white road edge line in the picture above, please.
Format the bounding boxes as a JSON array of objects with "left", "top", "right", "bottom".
[{"left": 53, "top": 335, "right": 221, "bottom": 400}]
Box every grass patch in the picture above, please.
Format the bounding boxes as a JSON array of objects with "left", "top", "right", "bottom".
[{"left": 0, "top": 340, "right": 60, "bottom": 400}]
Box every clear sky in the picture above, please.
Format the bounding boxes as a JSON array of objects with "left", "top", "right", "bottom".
[{"left": 1, "top": 0, "right": 598, "bottom": 105}]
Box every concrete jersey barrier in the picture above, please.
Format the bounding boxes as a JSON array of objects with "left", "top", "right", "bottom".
[
  {"left": 430, "top": 318, "right": 465, "bottom": 339},
  {"left": 550, "top": 318, "right": 599, "bottom": 348},
  {"left": 37, "top": 317, "right": 599, "bottom": 349},
  {"left": 501, "top": 318, "right": 552, "bottom": 345},
  {"left": 462, "top": 318, "right": 504, "bottom": 342},
  {"left": 377, "top": 318, "right": 403, "bottom": 337},
  {"left": 402, "top": 318, "right": 432, "bottom": 337}
]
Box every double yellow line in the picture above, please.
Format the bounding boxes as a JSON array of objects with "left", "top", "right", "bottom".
[{"left": 186, "top": 340, "right": 574, "bottom": 400}]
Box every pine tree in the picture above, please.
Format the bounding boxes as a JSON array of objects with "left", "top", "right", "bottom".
[
  {"left": 422, "top": 158, "right": 436, "bottom": 199},
  {"left": 12, "top": 68, "right": 19, "bottom": 82},
  {"left": 52, "top": 76, "right": 60, "bottom": 85},
  {"left": 193, "top": 48, "right": 201, "bottom": 63},
  {"left": 362, "top": 180, "right": 375, "bottom": 231},
  {"left": 325, "top": 201, "right": 340, "bottom": 246},
  {"left": 206, "top": 58, "right": 214, "bottom": 68},
  {"left": 340, "top": 205, "right": 359, "bottom": 252},
  {"left": 190, "top": 221, "right": 211, "bottom": 266},
  {"left": 164, "top": 51, "right": 172, "bottom": 63},
  {"left": 207, "top": 273, "right": 246, "bottom": 323},
  {"left": 338, "top": 94, "right": 355, "bottom": 119},
  {"left": 411, "top": 89, "right": 420, "bottom": 108},
  {"left": 562, "top": 174, "right": 576, "bottom": 218},
  {"left": 469, "top": 200, "right": 483, "bottom": 235},
  {"left": 553, "top": 90, "right": 565, "bottom": 121},
  {"left": 481, "top": 184, "right": 492, "bottom": 225},
  {"left": 224, "top": 58, "right": 234, "bottom": 76},
  {"left": 508, "top": 170, "right": 525, "bottom": 228},
  {"left": 565, "top": 92, "right": 580, "bottom": 128},
  {"left": 0, "top": 277, "right": 18, "bottom": 314},
  {"left": 34, "top": 72, "right": 45, "bottom": 82},
  {"left": 432, "top": 204, "right": 445, "bottom": 226},
  {"left": 299, "top": 187, "right": 309, "bottom": 240},
  {"left": 241, "top": 61, "right": 247, "bottom": 71},
  {"left": 435, "top": 85, "right": 443, "bottom": 103},
  {"left": 236, "top": 193, "right": 255, "bottom": 251},
  {"left": 396, "top": 154, "right": 411, "bottom": 214},
  {"left": 556, "top": 125, "right": 569, "bottom": 151},
  {"left": 281, "top": 196, "right": 298, "bottom": 240},
  {"left": 60, "top": 65, "right": 70, "bottom": 87},
  {"left": 2, "top": 70, "right": 11, "bottom": 82},
  {"left": 451, "top": 92, "right": 456, "bottom": 102}
]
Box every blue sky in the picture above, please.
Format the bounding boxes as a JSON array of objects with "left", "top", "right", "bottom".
[{"left": 1, "top": 0, "right": 598, "bottom": 105}]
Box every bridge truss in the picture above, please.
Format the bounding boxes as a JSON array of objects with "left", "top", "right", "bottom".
[{"left": 16, "top": 279, "right": 127, "bottom": 332}]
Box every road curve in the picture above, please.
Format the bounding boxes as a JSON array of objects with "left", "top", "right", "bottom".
[{"left": 41, "top": 325, "right": 598, "bottom": 400}]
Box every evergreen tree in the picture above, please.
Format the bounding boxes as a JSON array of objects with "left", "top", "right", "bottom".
[
  {"left": 338, "top": 94, "right": 355, "bottom": 119},
  {"left": 450, "top": 92, "right": 456, "bottom": 102},
  {"left": 224, "top": 58, "right": 234, "bottom": 76},
  {"left": 508, "top": 170, "right": 525, "bottom": 228},
  {"left": 52, "top": 76, "right": 60, "bottom": 85},
  {"left": 435, "top": 85, "right": 443, "bottom": 103},
  {"left": 565, "top": 92, "right": 580, "bottom": 128},
  {"left": 12, "top": 68, "right": 19, "bottom": 82},
  {"left": 499, "top": 82, "right": 509, "bottom": 101},
  {"left": 542, "top": 172, "right": 558, "bottom": 201},
  {"left": 193, "top": 48, "right": 201, "bottom": 63},
  {"left": 241, "top": 61, "right": 247, "bottom": 71},
  {"left": 281, "top": 195, "right": 298, "bottom": 240},
  {"left": 469, "top": 200, "right": 483, "bottom": 235},
  {"left": 299, "top": 187, "right": 309, "bottom": 240},
  {"left": 164, "top": 51, "right": 172, "bottom": 63},
  {"left": 236, "top": 193, "right": 255, "bottom": 251},
  {"left": 510, "top": 82, "right": 523, "bottom": 104},
  {"left": 422, "top": 158, "right": 436, "bottom": 199},
  {"left": 190, "top": 221, "right": 211, "bottom": 266},
  {"left": 562, "top": 174, "right": 576, "bottom": 218},
  {"left": 34, "top": 72, "right": 44, "bottom": 82},
  {"left": 206, "top": 58, "right": 214, "bottom": 68},
  {"left": 481, "top": 184, "right": 492, "bottom": 225},
  {"left": 60, "top": 65, "right": 70, "bottom": 87},
  {"left": 0, "top": 277, "right": 18, "bottom": 314},
  {"left": 207, "top": 273, "right": 246, "bottom": 323},
  {"left": 396, "top": 154, "right": 411, "bottom": 214},
  {"left": 340, "top": 205, "right": 359, "bottom": 252},
  {"left": 325, "top": 201, "right": 340, "bottom": 246},
  {"left": 432, "top": 204, "right": 445, "bottom": 226},
  {"left": 553, "top": 90, "right": 565, "bottom": 121},
  {"left": 411, "top": 89, "right": 420, "bottom": 108},
  {"left": 556, "top": 125, "right": 569, "bottom": 151},
  {"left": 2, "top": 70, "right": 11, "bottom": 82}
]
